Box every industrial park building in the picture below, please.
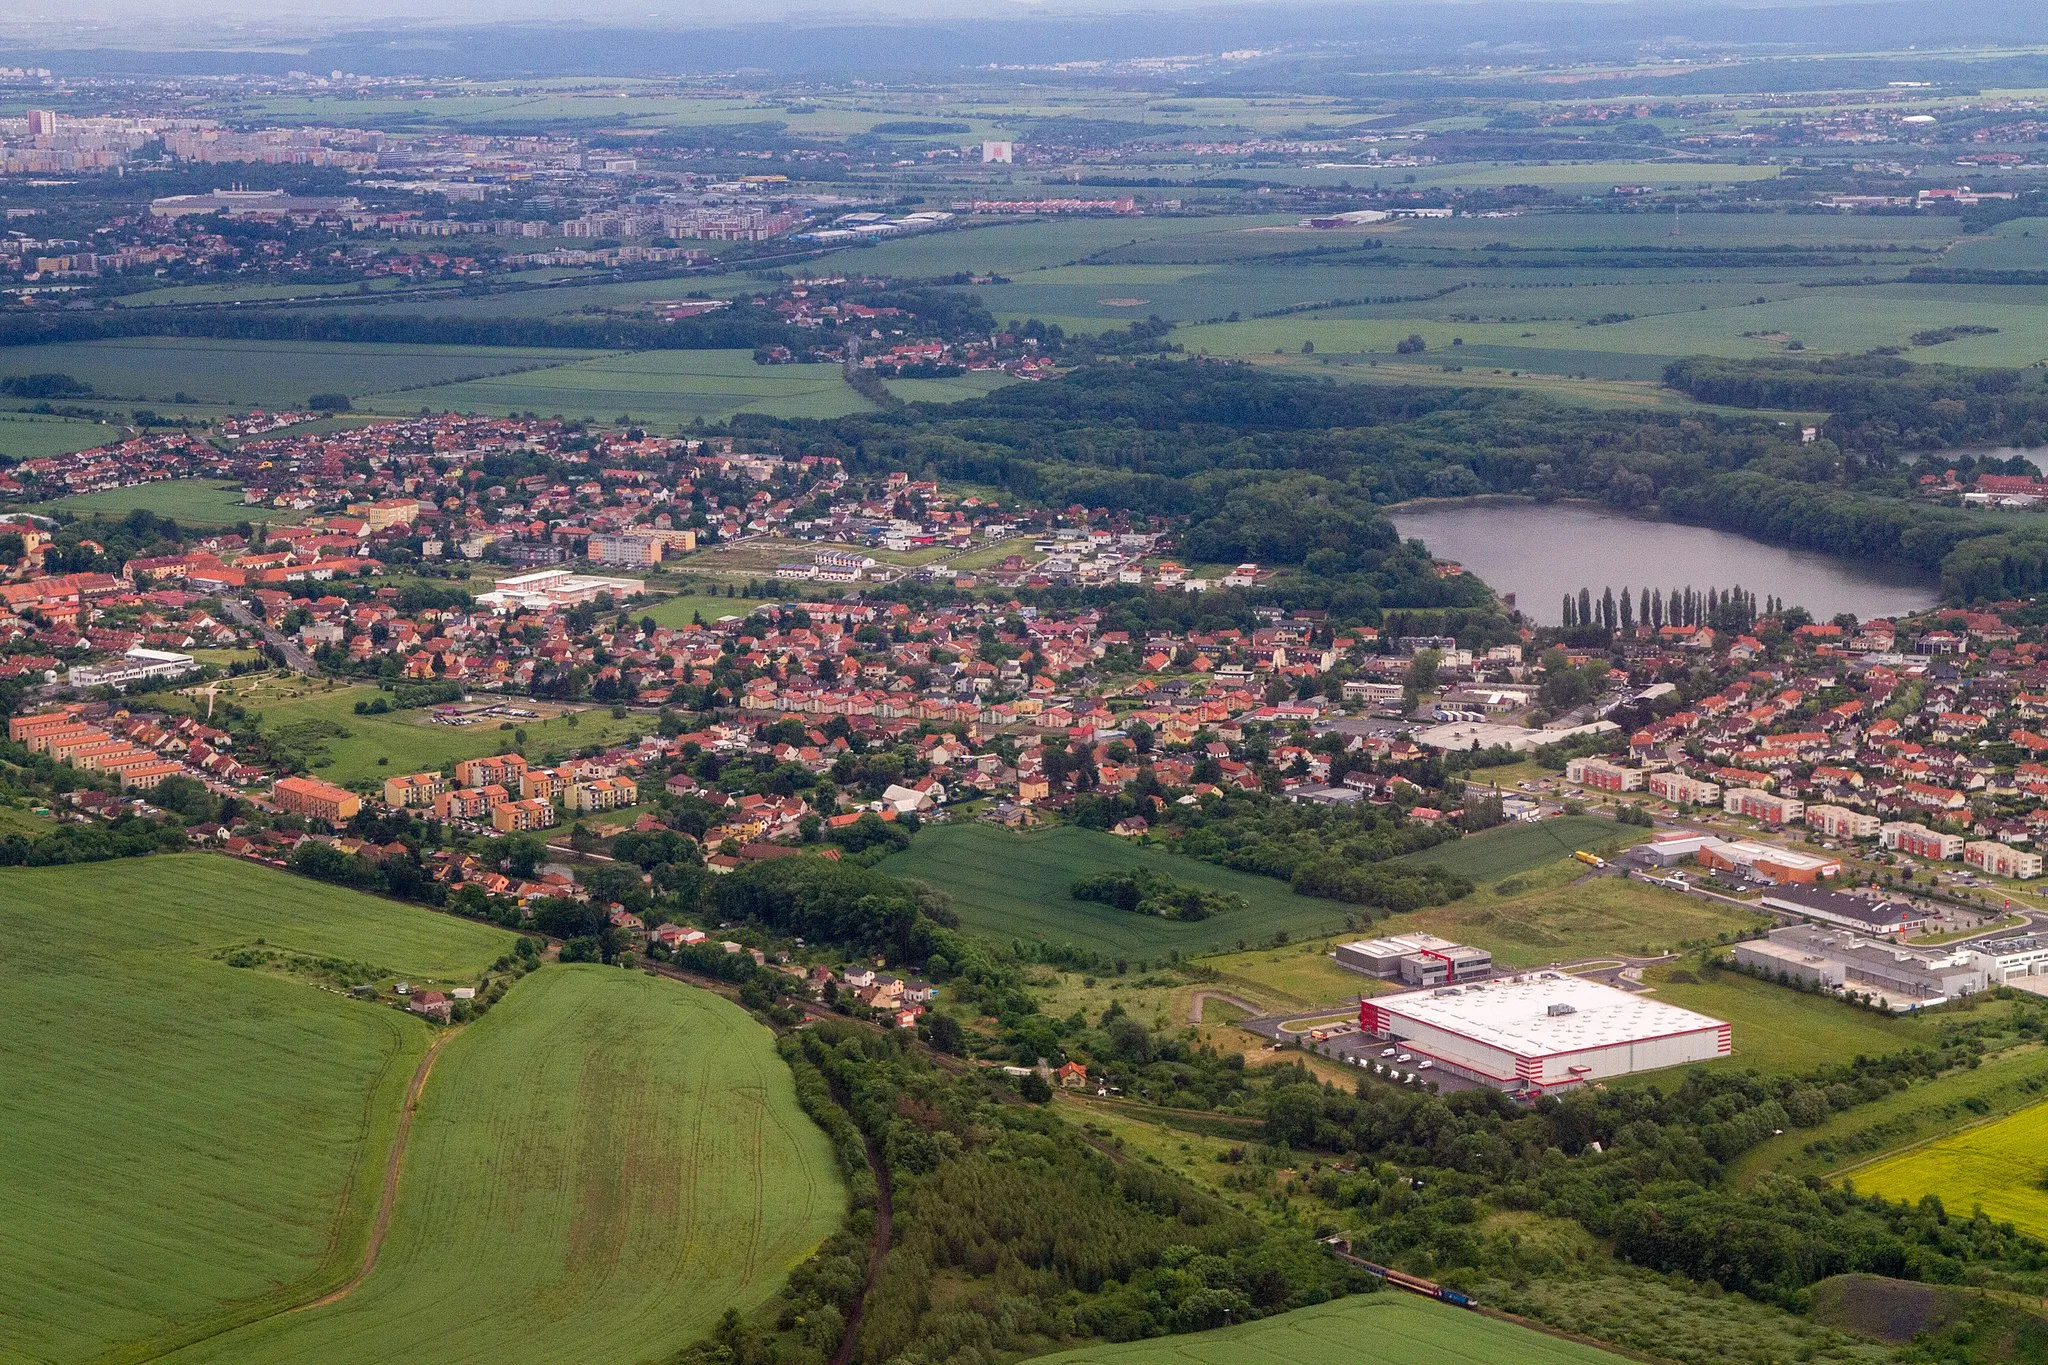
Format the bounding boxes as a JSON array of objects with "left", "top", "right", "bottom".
[
  {"left": 1358, "top": 974, "right": 1730, "bottom": 1096},
  {"left": 1734, "top": 925, "right": 1983, "bottom": 1007},
  {"left": 1333, "top": 934, "right": 1492, "bottom": 987}
]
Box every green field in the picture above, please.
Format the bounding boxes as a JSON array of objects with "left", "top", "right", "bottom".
[
  {"left": 1391, "top": 816, "right": 1635, "bottom": 883},
  {"left": 879, "top": 823, "right": 1351, "bottom": 958},
  {"left": 0, "top": 855, "right": 512, "bottom": 1364},
  {"left": 170, "top": 679, "right": 658, "bottom": 786},
  {"left": 645, "top": 590, "right": 781, "bottom": 627},
  {"left": 167, "top": 965, "right": 845, "bottom": 1365},
  {"left": 0, "top": 337, "right": 602, "bottom": 411},
  {"left": 1383, "top": 875, "right": 1764, "bottom": 970},
  {"left": 367, "top": 348, "right": 873, "bottom": 425},
  {"left": 1730, "top": 1043, "right": 2048, "bottom": 1186},
  {"left": 27, "top": 478, "right": 300, "bottom": 527},
  {"left": 1029, "top": 1292, "right": 1624, "bottom": 1364},
  {"left": 0, "top": 410, "right": 123, "bottom": 461},
  {"left": 1639, "top": 960, "right": 1948, "bottom": 1075},
  {"left": 1852, "top": 1097, "right": 2048, "bottom": 1238}
]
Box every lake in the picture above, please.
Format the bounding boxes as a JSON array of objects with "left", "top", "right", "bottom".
[{"left": 1389, "top": 500, "right": 1939, "bottom": 626}]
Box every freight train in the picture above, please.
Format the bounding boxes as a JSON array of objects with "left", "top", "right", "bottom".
[{"left": 1319, "top": 1237, "right": 1476, "bottom": 1309}]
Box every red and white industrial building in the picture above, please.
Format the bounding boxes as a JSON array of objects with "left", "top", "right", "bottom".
[{"left": 1358, "top": 974, "right": 1730, "bottom": 1096}]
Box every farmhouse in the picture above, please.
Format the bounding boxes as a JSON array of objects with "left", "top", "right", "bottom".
[{"left": 1358, "top": 973, "right": 1730, "bottom": 1096}]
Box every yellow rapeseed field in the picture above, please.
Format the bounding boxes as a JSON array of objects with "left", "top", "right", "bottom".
[{"left": 1853, "top": 1099, "right": 2048, "bottom": 1236}]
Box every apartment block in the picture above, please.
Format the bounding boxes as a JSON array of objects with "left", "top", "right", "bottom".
[
  {"left": 382, "top": 771, "right": 447, "bottom": 808},
  {"left": 1965, "top": 840, "right": 2044, "bottom": 880},
  {"left": 272, "top": 776, "right": 362, "bottom": 823},
  {"left": 1880, "top": 821, "right": 1964, "bottom": 861},
  {"left": 454, "top": 753, "right": 529, "bottom": 789},
  {"left": 1724, "top": 788, "right": 1804, "bottom": 825},
  {"left": 567, "top": 775, "right": 639, "bottom": 813},
  {"left": 1566, "top": 756, "right": 1642, "bottom": 793},
  {"left": 1646, "top": 771, "right": 1721, "bottom": 806},
  {"left": 492, "top": 798, "right": 560, "bottom": 833},
  {"left": 1806, "top": 804, "right": 1880, "bottom": 840}
]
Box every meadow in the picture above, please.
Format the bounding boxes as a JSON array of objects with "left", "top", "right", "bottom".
[
  {"left": 0, "top": 855, "right": 512, "bottom": 1365},
  {"left": 372, "top": 347, "right": 872, "bottom": 424},
  {"left": 878, "top": 823, "right": 1354, "bottom": 958},
  {"left": 1389, "top": 816, "right": 1633, "bottom": 882},
  {"left": 0, "top": 337, "right": 600, "bottom": 411},
  {"left": 1851, "top": 1096, "right": 2048, "bottom": 1238},
  {"left": 0, "top": 410, "right": 124, "bottom": 461},
  {"left": 169, "top": 678, "right": 657, "bottom": 786},
  {"left": 28, "top": 478, "right": 299, "bottom": 527},
  {"left": 168, "top": 965, "right": 845, "bottom": 1365},
  {"left": 1638, "top": 960, "right": 1948, "bottom": 1075},
  {"left": 1029, "top": 1292, "right": 1625, "bottom": 1364}
]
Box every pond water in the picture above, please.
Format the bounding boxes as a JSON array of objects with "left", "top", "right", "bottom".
[{"left": 1388, "top": 501, "right": 1939, "bottom": 626}]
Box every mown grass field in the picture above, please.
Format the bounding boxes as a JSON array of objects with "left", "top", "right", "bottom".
[
  {"left": 1852, "top": 1097, "right": 2048, "bottom": 1237},
  {"left": 0, "top": 337, "right": 600, "bottom": 410},
  {"left": 169, "top": 965, "right": 845, "bottom": 1365},
  {"left": 27, "top": 478, "right": 301, "bottom": 527},
  {"left": 1638, "top": 960, "right": 1950, "bottom": 1075},
  {"left": 166, "top": 678, "right": 657, "bottom": 786},
  {"left": 1029, "top": 1292, "right": 1625, "bottom": 1364},
  {"left": 0, "top": 855, "right": 512, "bottom": 1365},
  {"left": 1390, "top": 816, "right": 1633, "bottom": 883},
  {"left": 369, "top": 348, "right": 872, "bottom": 425},
  {"left": 645, "top": 589, "right": 780, "bottom": 627},
  {"left": 879, "top": 823, "right": 1352, "bottom": 958}
]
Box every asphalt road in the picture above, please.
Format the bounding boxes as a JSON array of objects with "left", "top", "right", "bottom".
[{"left": 220, "top": 596, "right": 317, "bottom": 674}]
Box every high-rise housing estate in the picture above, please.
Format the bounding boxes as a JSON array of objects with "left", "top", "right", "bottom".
[{"left": 26, "top": 110, "right": 56, "bottom": 137}]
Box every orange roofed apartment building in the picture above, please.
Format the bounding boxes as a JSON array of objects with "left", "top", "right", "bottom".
[{"left": 272, "top": 775, "right": 362, "bottom": 822}]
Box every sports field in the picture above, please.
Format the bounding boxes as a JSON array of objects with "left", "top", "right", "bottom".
[
  {"left": 175, "top": 678, "right": 657, "bottom": 785},
  {"left": 169, "top": 966, "right": 845, "bottom": 1365},
  {"left": 366, "top": 348, "right": 873, "bottom": 424},
  {"left": 1851, "top": 1098, "right": 2048, "bottom": 1238},
  {"left": 878, "top": 823, "right": 1351, "bottom": 957},
  {"left": 1030, "top": 1292, "right": 1625, "bottom": 1364},
  {"left": 0, "top": 855, "right": 512, "bottom": 1365},
  {"left": 28, "top": 478, "right": 300, "bottom": 527},
  {"left": 0, "top": 337, "right": 601, "bottom": 410}
]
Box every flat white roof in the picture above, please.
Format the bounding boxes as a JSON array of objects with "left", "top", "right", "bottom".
[
  {"left": 1379, "top": 974, "right": 1726, "bottom": 1058},
  {"left": 1413, "top": 720, "right": 1617, "bottom": 753}
]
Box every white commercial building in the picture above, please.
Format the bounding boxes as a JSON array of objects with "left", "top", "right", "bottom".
[
  {"left": 67, "top": 646, "right": 198, "bottom": 690},
  {"left": 475, "top": 568, "right": 645, "bottom": 613},
  {"left": 1358, "top": 973, "right": 1730, "bottom": 1095},
  {"left": 1413, "top": 719, "right": 1617, "bottom": 754}
]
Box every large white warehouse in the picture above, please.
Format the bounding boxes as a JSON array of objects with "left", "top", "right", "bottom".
[{"left": 1358, "top": 974, "right": 1730, "bottom": 1096}]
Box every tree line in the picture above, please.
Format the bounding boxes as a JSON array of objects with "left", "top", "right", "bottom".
[{"left": 1560, "top": 584, "right": 1772, "bottom": 632}]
